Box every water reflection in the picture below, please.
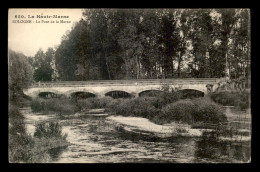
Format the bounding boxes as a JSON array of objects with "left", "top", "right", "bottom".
[
  {"left": 48, "top": 146, "right": 68, "bottom": 161},
  {"left": 195, "top": 137, "right": 250, "bottom": 163}
]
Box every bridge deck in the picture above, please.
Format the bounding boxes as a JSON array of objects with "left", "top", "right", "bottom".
[{"left": 29, "top": 79, "right": 219, "bottom": 87}]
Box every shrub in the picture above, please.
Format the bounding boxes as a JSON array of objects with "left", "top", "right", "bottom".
[
  {"left": 9, "top": 104, "right": 35, "bottom": 163},
  {"left": 30, "top": 98, "right": 77, "bottom": 115},
  {"left": 237, "top": 91, "right": 250, "bottom": 110},
  {"left": 34, "top": 122, "right": 67, "bottom": 140},
  {"left": 9, "top": 104, "right": 24, "bottom": 123},
  {"left": 211, "top": 92, "right": 238, "bottom": 106},
  {"left": 210, "top": 91, "right": 250, "bottom": 110},
  {"left": 192, "top": 98, "right": 227, "bottom": 124},
  {"left": 160, "top": 100, "right": 196, "bottom": 124},
  {"left": 30, "top": 98, "right": 46, "bottom": 112},
  {"left": 76, "top": 99, "right": 93, "bottom": 111},
  {"left": 76, "top": 97, "right": 118, "bottom": 111},
  {"left": 107, "top": 97, "right": 160, "bottom": 118},
  {"left": 46, "top": 98, "right": 76, "bottom": 115},
  {"left": 88, "top": 97, "right": 115, "bottom": 109},
  {"left": 158, "top": 98, "right": 227, "bottom": 125},
  {"left": 156, "top": 91, "right": 182, "bottom": 108}
]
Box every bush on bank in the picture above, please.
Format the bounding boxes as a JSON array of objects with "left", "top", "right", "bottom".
[
  {"left": 30, "top": 97, "right": 119, "bottom": 114},
  {"left": 34, "top": 122, "right": 67, "bottom": 139},
  {"left": 157, "top": 100, "right": 196, "bottom": 124},
  {"left": 210, "top": 91, "right": 250, "bottom": 110},
  {"left": 77, "top": 96, "right": 116, "bottom": 110},
  {"left": 29, "top": 92, "right": 227, "bottom": 126},
  {"left": 106, "top": 97, "right": 160, "bottom": 118},
  {"left": 31, "top": 98, "right": 77, "bottom": 115},
  {"left": 155, "top": 98, "right": 227, "bottom": 125},
  {"left": 192, "top": 98, "right": 227, "bottom": 124}
]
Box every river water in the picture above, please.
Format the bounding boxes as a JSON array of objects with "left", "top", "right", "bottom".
[{"left": 21, "top": 107, "right": 251, "bottom": 163}]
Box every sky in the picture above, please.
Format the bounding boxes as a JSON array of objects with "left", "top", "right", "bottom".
[{"left": 8, "top": 9, "right": 84, "bottom": 57}]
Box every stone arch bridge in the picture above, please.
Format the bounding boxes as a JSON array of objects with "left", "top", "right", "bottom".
[{"left": 23, "top": 78, "right": 222, "bottom": 99}]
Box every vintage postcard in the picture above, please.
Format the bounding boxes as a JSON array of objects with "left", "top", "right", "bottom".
[{"left": 8, "top": 8, "right": 251, "bottom": 163}]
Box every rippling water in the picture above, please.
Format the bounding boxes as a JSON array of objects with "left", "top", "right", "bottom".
[{"left": 22, "top": 107, "right": 251, "bottom": 163}]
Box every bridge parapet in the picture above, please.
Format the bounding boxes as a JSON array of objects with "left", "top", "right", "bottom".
[{"left": 29, "top": 78, "right": 219, "bottom": 88}]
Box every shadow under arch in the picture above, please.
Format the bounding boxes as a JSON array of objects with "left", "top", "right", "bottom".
[
  {"left": 177, "top": 89, "right": 205, "bottom": 99},
  {"left": 38, "top": 92, "right": 61, "bottom": 98},
  {"left": 105, "top": 90, "right": 132, "bottom": 99},
  {"left": 70, "top": 91, "right": 96, "bottom": 99},
  {"left": 138, "top": 90, "right": 165, "bottom": 97}
]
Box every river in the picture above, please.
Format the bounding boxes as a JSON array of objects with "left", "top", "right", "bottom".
[{"left": 21, "top": 106, "right": 251, "bottom": 163}]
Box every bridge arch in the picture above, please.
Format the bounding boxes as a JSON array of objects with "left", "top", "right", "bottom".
[
  {"left": 38, "top": 91, "right": 61, "bottom": 98},
  {"left": 138, "top": 90, "right": 165, "bottom": 97},
  {"left": 176, "top": 85, "right": 207, "bottom": 94},
  {"left": 105, "top": 90, "right": 132, "bottom": 99},
  {"left": 177, "top": 89, "right": 205, "bottom": 98},
  {"left": 30, "top": 88, "right": 64, "bottom": 98},
  {"left": 70, "top": 91, "right": 96, "bottom": 98},
  {"left": 64, "top": 89, "right": 98, "bottom": 98}
]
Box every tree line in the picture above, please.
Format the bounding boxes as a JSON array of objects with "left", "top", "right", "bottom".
[{"left": 28, "top": 9, "right": 250, "bottom": 82}]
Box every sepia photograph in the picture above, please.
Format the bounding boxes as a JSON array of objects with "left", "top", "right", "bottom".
[{"left": 8, "top": 8, "right": 251, "bottom": 163}]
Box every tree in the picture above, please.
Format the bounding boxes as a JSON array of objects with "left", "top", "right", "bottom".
[
  {"left": 8, "top": 49, "right": 33, "bottom": 101},
  {"left": 117, "top": 12, "right": 144, "bottom": 79},
  {"left": 55, "top": 26, "right": 79, "bottom": 81},
  {"left": 216, "top": 9, "right": 238, "bottom": 79},
  {"left": 139, "top": 9, "right": 161, "bottom": 79},
  {"left": 229, "top": 9, "right": 250, "bottom": 80},
  {"left": 184, "top": 9, "right": 225, "bottom": 78},
  {"left": 32, "top": 48, "right": 54, "bottom": 82},
  {"left": 157, "top": 10, "right": 178, "bottom": 78},
  {"left": 52, "top": 9, "right": 250, "bottom": 81}
]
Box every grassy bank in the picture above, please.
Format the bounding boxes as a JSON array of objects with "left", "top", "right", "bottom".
[{"left": 9, "top": 104, "right": 34, "bottom": 162}]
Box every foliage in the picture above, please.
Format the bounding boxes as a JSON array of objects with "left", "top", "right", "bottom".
[
  {"left": 8, "top": 104, "right": 34, "bottom": 163},
  {"left": 11, "top": 9, "right": 248, "bottom": 83},
  {"left": 30, "top": 48, "right": 54, "bottom": 82},
  {"left": 107, "top": 97, "right": 160, "bottom": 118},
  {"left": 51, "top": 9, "right": 250, "bottom": 81},
  {"left": 210, "top": 91, "right": 250, "bottom": 110},
  {"left": 30, "top": 98, "right": 77, "bottom": 115},
  {"left": 159, "top": 100, "right": 196, "bottom": 124},
  {"left": 158, "top": 98, "right": 227, "bottom": 124},
  {"left": 8, "top": 49, "right": 33, "bottom": 103},
  {"left": 192, "top": 97, "right": 228, "bottom": 123},
  {"left": 9, "top": 104, "right": 69, "bottom": 163},
  {"left": 76, "top": 96, "right": 116, "bottom": 110},
  {"left": 34, "top": 122, "right": 67, "bottom": 139}
]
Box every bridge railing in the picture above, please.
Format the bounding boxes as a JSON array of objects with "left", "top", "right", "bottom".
[{"left": 28, "top": 78, "right": 220, "bottom": 88}]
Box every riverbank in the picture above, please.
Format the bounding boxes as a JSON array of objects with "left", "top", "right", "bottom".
[{"left": 106, "top": 116, "right": 204, "bottom": 138}]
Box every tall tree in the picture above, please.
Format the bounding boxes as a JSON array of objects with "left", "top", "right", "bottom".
[
  {"left": 217, "top": 9, "right": 238, "bottom": 79},
  {"left": 157, "top": 10, "right": 178, "bottom": 78},
  {"left": 8, "top": 49, "right": 33, "bottom": 101},
  {"left": 55, "top": 26, "right": 79, "bottom": 81},
  {"left": 229, "top": 9, "right": 250, "bottom": 80},
  {"left": 186, "top": 9, "right": 217, "bottom": 78},
  {"left": 32, "top": 48, "right": 54, "bottom": 81}
]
